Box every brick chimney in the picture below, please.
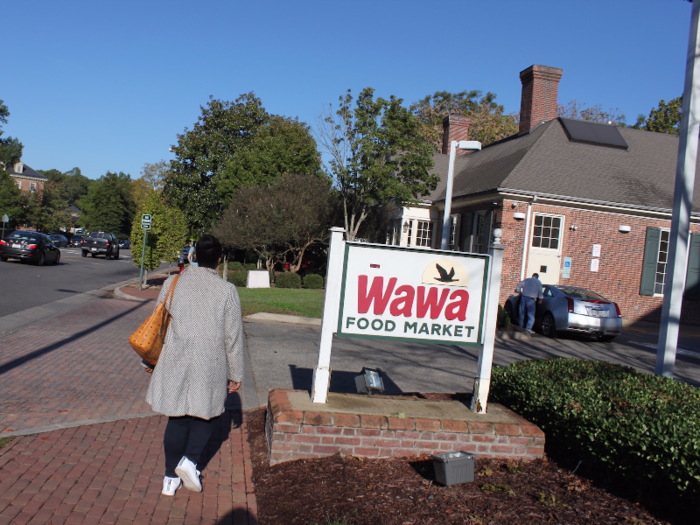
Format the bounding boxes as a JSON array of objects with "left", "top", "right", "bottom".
[
  {"left": 519, "top": 65, "right": 563, "bottom": 134},
  {"left": 442, "top": 114, "right": 471, "bottom": 155}
]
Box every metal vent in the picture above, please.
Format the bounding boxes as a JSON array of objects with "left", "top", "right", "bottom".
[{"left": 559, "top": 117, "right": 628, "bottom": 150}]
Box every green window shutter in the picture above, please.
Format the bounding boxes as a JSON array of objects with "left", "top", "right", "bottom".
[
  {"left": 685, "top": 233, "right": 700, "bottom": 300},
  {"left": 461, "top": 213, "right": 474, "bottom": 252},
  {"left": 640, "top": 227, "right": 661, "bottom": 296}
]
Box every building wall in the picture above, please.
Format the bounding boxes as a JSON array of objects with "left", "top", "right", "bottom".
[
  {"left": 13, "top": 177, "right": 45, "bottom": 196},
  {"left": 497, "top": 199, "right": 700, "bottom": 326}
]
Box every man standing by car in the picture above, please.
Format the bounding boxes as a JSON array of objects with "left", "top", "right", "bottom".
[{"left": 516, "top": 273, "right": 543, "bottom": 334}]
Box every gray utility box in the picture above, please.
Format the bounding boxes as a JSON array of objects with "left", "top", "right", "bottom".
[{"left": 432, "top": 451, "right": 475, "bottom": 486}]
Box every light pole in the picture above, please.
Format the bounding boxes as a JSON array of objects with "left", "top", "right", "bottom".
[{"left": 441, "top": 140, "right": 482, "bottom": 250}]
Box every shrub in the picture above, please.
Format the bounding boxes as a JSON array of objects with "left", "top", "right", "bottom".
[
  {"left": 227, "top": 270, "right": 247, "bottom": 288},
  {"left": 275, "top": 272, "right": 302, "bottom": 289},
  {"left": 304, "top": 274, "right": 324, "bottom": 289},
  {"left": 497, "top": 305, "right": 511, "bottom": 329},
  {"left": 244, "top": 263, "right": 257, "bottom": 271},
  {"left": 490, "top": 359, "right": 700, "bottom": 509},
  {"left": 228, "top": 261, "right": 243, "bottom": 271}
]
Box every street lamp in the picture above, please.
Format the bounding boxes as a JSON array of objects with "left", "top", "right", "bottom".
[{"left": 441, "top": 140, "right": 481, "bottom": 250}]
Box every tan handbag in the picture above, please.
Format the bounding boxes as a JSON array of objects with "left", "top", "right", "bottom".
[{"left": 128, "top": 274, "right": 180, "bottom": 366}]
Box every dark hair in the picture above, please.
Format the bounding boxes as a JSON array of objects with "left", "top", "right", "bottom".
[
  {"left": 195, "top": 235, "right": 222, "bottom": 269},
  {"left": 532, "top": 273, "right": 539, "bottom": 279}
]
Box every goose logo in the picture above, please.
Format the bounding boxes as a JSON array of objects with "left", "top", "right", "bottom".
[{"left": 422, "top": 258, "right": 469, "bottom": 287}]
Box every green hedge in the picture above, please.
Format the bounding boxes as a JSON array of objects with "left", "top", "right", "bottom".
[
  {"left": 227, "top": 270, "right": 247, "bottom": 288},
  {"left": 229, "top": 261, "right": 243, "bottom": 271},
  {"left": 304, "top": 274, "right": 324, "bottom": 289},
  {"left": 244, "top": 263, "right": 257, "bottom": 271},
  {"left": 490, "top": 359, "right": 700, "bottom": 507},
  {"left": 275, "top": 272, "right": 301, "bottom": 289}
]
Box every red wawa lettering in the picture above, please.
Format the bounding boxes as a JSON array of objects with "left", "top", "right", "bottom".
[{"left": 359, "top": 276, "right": 470, "bottom": 321}]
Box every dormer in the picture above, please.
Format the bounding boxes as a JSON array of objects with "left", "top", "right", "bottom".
[{"left": 14, "top": 162, "right": 23, "bottom": 174}]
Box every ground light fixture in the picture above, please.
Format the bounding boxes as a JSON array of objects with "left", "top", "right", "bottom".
[
  {"left": 355, "top": 367, "right": 385, "bottom": 395},
  {"left": 441, "top": 140, "right": 482, "bottom": 250}
]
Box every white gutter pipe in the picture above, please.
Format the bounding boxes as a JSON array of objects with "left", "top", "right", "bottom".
[{"left": 520, "top": 196, "right": 536, "bottom": 281}]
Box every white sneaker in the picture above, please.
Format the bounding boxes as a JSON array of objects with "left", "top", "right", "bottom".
[
  {"left": 175, "top": 456, "right": 202, "bottom": 492},
  {"left": 162, "top": 476, "right": 181, "bottom": 496}
]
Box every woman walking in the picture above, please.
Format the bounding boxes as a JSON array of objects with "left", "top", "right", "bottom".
[{"left": 145, "top": 234, "right": 245, "bottom": 496}]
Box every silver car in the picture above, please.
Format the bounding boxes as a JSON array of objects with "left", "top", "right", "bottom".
[{"left": 505, "top": 285, "right": 623, "bottom": 342}]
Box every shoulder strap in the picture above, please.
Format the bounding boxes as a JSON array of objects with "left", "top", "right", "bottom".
[{"left": 164, "top": 274, "right": 180, "bottom": 309}]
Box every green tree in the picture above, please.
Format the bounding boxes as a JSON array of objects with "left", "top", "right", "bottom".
[
  {"left": 130, "top": 192, "right": 188, "bottom": 272},
  {"left": 38, "top": 167, "right": 92, "bottom": 206},
  {"left": 217, "top": 116, "right": 322, "bottom": 203},
  {"left": 141, "top": 160, "right": 169, "bottom": 192},
  {"left": 316, "top": 88, "right": 437, "bottom": 241},
  {"left": 0, "top": 170, "right": 28, "bottom": 230},
  {"left": 27, "top": 180, "right": 71, "bottom": 232},
  {"left": 410, "top": 90, "right": 519, "bottom": 150},
  {"left": 633, "top": 96, "right": 682, "bottom": 135},
  {"left": 165, "top": 93, "right": 269, "bottom": 235},
  {"left": 78, "top": 172, "right": 136, "bottom": 238},
  {"left": 0, "top": 100, "right": 23, "bottom": 170},
  {"left": 557, "top": 99, "right": 627, "bottom": 126}
]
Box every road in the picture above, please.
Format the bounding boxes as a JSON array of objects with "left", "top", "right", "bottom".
[{"left": 0, "top": 247, "right": 172, "bottom": 318}]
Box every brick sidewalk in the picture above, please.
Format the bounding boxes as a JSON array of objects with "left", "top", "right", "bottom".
[{"left": 0, "top": 410, "right": 256, "bottom": 524}]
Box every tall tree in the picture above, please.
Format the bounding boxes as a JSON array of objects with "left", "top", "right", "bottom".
[
  {"left": 633, "top": 96, "right": 682, "bottom": 135},
  {"left": 0, "top": 100, "right": 23, "bottom": 170},
  {"left": 316, "top": 88, "right": 436, "bottom": 241},
  {"left": 410, "top": 90, "right": 519, "bottom": 150},
  {"left": 215, "top": 173, "right": 333, "bottom": 272},
  {"left": 78, "top": 172, "right": 136, "bottom": 238},
  {"left": 38, "top": 167, "right": 92, "bottom": 206},
  {"left": 27, "top": 180, "right": 71, "bottom": 232},
  {"left": 558, "top": 100, "right": 627, "bottom": 126},
  {"left": 141, "top": 160, "right": 170, "bottom": 192},
  {"left": 131, "top": 192, "right": 187, "bottom": 272},
  {"left": 0, "top": 171, "right": 28, "bottom": 230},
  {"left": 217, "top": 116, "right": 322, "bottom": 203},
  {"left": 164, "top": 93, "right": 269, "bottom": 235}
]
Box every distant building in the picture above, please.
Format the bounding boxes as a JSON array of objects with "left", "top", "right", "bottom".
[{"left": 6, "top": 162, "right": 47, "bottom": 196}]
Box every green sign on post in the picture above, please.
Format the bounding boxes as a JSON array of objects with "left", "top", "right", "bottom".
[{"left": 139, "top": 214, "right": 152, "bottom": 290}]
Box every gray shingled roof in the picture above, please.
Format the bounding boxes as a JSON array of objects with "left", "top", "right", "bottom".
[
  {"left": 6, "top": 163, "right": 48, "bottom": 181},
  {"left": 429, "top": 118, "right": 700, "bottom": 214}
]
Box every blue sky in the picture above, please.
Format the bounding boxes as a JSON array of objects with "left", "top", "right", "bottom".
[{"left": 2, "top": 0, "right": 692, "bottom": 180}]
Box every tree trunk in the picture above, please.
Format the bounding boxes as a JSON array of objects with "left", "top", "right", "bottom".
[{"left": 223, "top": 254, "right": 228, "bottom": 281}]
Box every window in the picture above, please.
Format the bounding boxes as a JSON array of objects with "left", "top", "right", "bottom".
[
  {"left": 473, "top": 212, "right": 487, "bottom": 254},
  {"left": 655, "top": 230, "right": 670, "bottom": 295},
  {"left": 415, "top": 221, "right": 432, "bottom": 247},
  {"left": 16, "top": 181, "right": 22, "bottom": 190},
  {"left": 29, "top": 182, "right": 37, "bottom": 193},
  {"left": 532, "top": 215, "right": 561, "bottom": 249}
]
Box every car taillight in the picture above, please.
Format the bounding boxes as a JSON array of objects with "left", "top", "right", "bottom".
[
  {"left": 80, "top": 238, "right": 84, "bottom": 244},
  {"left": 613, "top": 302, "right": 622, "bottom": 318},
  {"left": 0, "top": 240, "right": 5, "bottom": 245},
  {"left": 567, "top": 297, "right": 574, "bottom": 313},
  {"left": 106, "top": 241, "right": 110, "bottom": 246},
  {"left": 26, "top": 244, "right": 37, "bottom": 250}
]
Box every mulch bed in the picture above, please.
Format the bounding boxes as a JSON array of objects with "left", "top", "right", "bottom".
[{"left": 247, "top": 407, "right": 668, "bottom": 525}]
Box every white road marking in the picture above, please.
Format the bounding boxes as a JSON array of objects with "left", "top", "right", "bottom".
[{"left": 631, "top": 341, "right": 700, "bottom": 358}]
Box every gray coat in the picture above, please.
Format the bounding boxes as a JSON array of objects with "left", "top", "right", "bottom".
[{"left": 146, "top": 266, "right": 245, "bottom": 419}]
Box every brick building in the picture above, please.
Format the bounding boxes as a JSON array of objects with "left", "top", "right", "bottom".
[
  {"left": 387, "top": 64, "right": 700, "bottom": 326},
  {"left": 6, "top": 161, "right": 46, "bottom": 196}
]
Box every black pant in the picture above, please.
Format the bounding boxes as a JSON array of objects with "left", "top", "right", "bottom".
[{"left": 163, "top": 415, "right": 219, "bottom": 477}]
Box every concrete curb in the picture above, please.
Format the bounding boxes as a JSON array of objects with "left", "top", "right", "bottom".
[
  {"left": 496, "top": 329, "right": 533, "bottom": 341},
  {"left": 0, "top": 412, "right": 160, "bottom": 438},
  {"left": 113, "top": 286, "right": 150, "bottom": 302},
  {"left": 244, "top": 312, "right": 322, "bottom": 326}
]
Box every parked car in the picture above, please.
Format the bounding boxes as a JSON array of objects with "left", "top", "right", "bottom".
[
  {"left": 70, "top": 235, "right": 84, "bottom": 247},
  {"left": 0, "top": 230, "right": 61, "bottom": 265},
  {"left": 119, "top": 239, "right": 131, "bottom": 249},
  {"left": 504, "top": 285, "right": 622, "bottom": 342},
  {"left": 81, "top": 231, "right": 120, "bottom": 259},
  {"left": 49, "top": 234, "right": 69, "bottom": 248}
]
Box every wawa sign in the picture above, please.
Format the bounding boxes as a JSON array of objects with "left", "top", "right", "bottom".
[{"left": 337, "top": 243, "right": 490, "bottom": 345}]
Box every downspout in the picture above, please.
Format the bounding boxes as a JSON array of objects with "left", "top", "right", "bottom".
[{"left": 520, "top": 195, "right": 536, "bottom": 281}]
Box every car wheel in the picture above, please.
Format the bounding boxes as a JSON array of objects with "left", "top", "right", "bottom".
[
  {"left": 597, "top": 334, "right": 616, "bottom": 343},
  {"left": 504, "top": 301, "right": 515, "bottom": 325},
  {"left": 0, "top": 256, "right": 7, "bottom": 262},
  {"left": 114, "top": 249, "right": 120, "bottom": 260},
  {"left": 53, "top": 253, "right": 60, "bottom": 265},
  {"left": 81, "top": 250, "right": 87, "bottom": 257},
  {"left": 37, "top": 253, "right": 45, "bottom": 266},
  {"left": 541, "top": 312, "right": 556, "bottom": 337},
  {"left": 91, "top": 253, "right": 96, "bottom": 258}
]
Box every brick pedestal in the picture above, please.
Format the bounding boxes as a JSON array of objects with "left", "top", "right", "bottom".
[{"left": 265, "top": 389, "right": 545, "bottom": 465}]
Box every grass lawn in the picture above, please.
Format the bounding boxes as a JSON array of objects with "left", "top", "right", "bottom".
[{"left": 237, "top": 288, "right": 325, "bottom": 318}]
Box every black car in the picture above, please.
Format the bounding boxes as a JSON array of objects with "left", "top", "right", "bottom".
[
  {"left": 119, "top": 239, "right": 131, "bottom": 249},
  {"left": 81, "top": 231, "right": 120, "bottom": 259},
  {"left": 0, "top": 230, "right": 61, "bottom": 265},
  {"left": 70, "top": 235, "right": 84, "bottom": 247},
  {"left": 49, "top": 234, "right": 69, "bottom": 248}
]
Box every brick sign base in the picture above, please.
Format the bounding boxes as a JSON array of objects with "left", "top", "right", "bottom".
[{"left": 266, "top": 389, "right": 545, "bottom": 465}]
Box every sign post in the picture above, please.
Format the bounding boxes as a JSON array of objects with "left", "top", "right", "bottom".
[
  {"left": 139, "top": 214, "right": 152, "bottom": 291},
  {"left": 1, "top": 214, "right": 8, "bottom": 240}
]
